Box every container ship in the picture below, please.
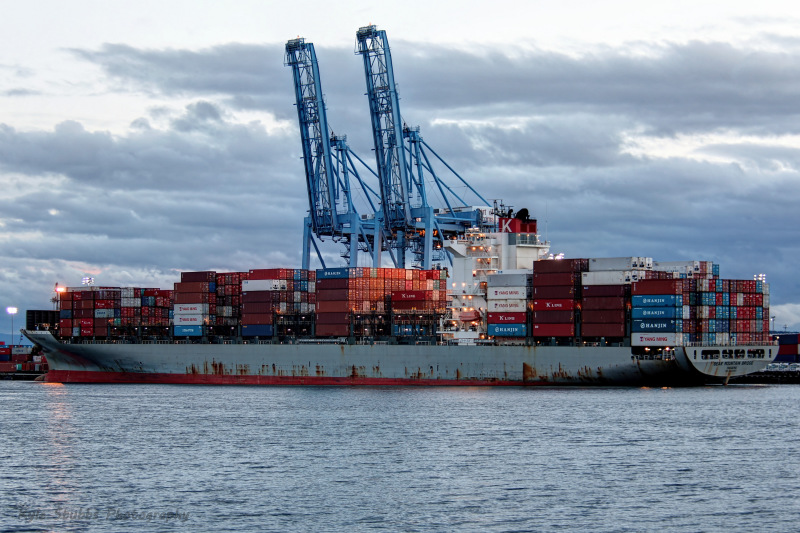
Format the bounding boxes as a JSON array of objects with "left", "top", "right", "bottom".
[{"left": 23, "top": 216, "right": 777, "bottom": 386}]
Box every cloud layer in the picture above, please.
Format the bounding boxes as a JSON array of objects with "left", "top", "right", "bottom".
[{"left": 2, "top": 34, "right": 799, "bottom": 336}]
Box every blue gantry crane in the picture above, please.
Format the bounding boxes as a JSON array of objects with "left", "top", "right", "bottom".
[
  {"left": 285, "top": 37, "right": 388, "bottom": 269},
  {"left": 355, "top": 25, "right": 492, "bottom": 269}
]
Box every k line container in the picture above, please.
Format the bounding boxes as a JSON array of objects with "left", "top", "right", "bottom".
[
  {"left": 532, "top": 299, "right": 575, "bottom": 311},
  {"left": 487, "top": 312, "right": 527, "bottom": 324}
]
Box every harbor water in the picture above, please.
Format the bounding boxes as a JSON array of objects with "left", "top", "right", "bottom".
[{"left": 1, "top": 382, "right": 799, "bottom": 532}]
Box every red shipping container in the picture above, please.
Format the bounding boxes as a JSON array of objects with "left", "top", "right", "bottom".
[
  {"left": 0, "top": 362, "right": 17, "bottom": 372},
  {"left": 582, "top": 310, "right": 626, "bottom": 323},
  {"left": 316, "top": 278, "right": 351, "bottom": 290},
  {"left": 582, "top": 285, "right": 627, "bottom": 297},
  {"left": 533, "top": 310, "right": 574, "bottom": 323},
  {"left": 582, "top": 323, "right": 626, "bottom": 337},
  {"left": 533, "top": 272, "right": 579, "bottom": 286},
  {"left": 93, "top": 318, "right": 110, "bottom": 330},
  {"left": 181, "top": 271, "right": 216, "bottom": 282},
  {"left": 174, "top": 292, "right": 213, "bottom": 304},
  {"left": 59, "top": 319, "right": 73, "bottom": 330},
  {"left": 143, "top": 289, "right": 170, "bottom": 297},
  {"left": 532, "top": 323, "right": 575, "bottom": 337},
  {"left": 242, "top": 291, "right": 273, "bottom": 304},
  {"left": 240, "top": 313, "right": 273, "bottom": 325},
  {"left": 631, "top": 279, "right": 682, "bottom": 295},
  {"left": 391, "top": 290, "right": 426, "bottom": 301},
  {"left": 487, "top": 312, "right": 527, "bottom": 324},
  {"left": 174, "top": 281, "right": 211, "bottom": 293},
  {"left": 316, "top": 300, "right": 351, "bottom": 313},
  {"left": 241, "top": 302, "right": 274, "bottom": 314},
  {"left": 533, "top": 258, "right": 587, "bottom": 273},
  {"left": 581, "top": 297, "right": 627, "bottom": 310},
  {"left": 533, "top": 286, "right": 575, "bottom": 299},
  {"left": 80, "top": 327, "right": 94, "bottom": 337},
  {"left": 532, "top": 299, "right": 575, "bottom": 311},
  {"left": 317, "top": 289, "right": 350, "bottom": 301},
  {"left": 316, "top": 324, "right": 350, "bottom": 337},
  {"left": 316, "top": 312, "right": 350, "bottom": 324}
]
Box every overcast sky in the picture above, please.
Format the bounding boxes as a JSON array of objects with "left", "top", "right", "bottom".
[{"left": 2, "top": 0, "right": 800, "bottom": 342}]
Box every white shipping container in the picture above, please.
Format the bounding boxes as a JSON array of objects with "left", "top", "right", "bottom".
[
  {"left": 487, "top": 273, "right": 531, "bottom": 288},
  {"left": 487, "top": 299, "right": 527, "bottom": 312},
  {"left": 12, "top": 346, "right": 32, "bottom": 355},
  {"left": 631, "top": 332, "right": 684, "bottom": 346},
  {"left": 94, "top": 309, "right": 115, "bottom": 319},
  {"left": 242, "top": 279, "right": 287, "bottom": 292},
  {"left": 486, "top": 286, "right": 529, "bottom": 299},
  {"left": 653, "top": 260, "right": 701, "bottom": 273},
  {"left": 589, "top": 257, "right": 651, "bottom": 271},
  {"left": 173, "top": 314, "right": 206, "bottom": 325},
  {"left": 174, "top": 303, "right": 210, "bottom": 314},
  {"left": 581, "top": 270, "right": 649, "bottom": 285},
  {"left": 121, "top": 287, "right": 135, "bottom": 298},
  {"left": 121, "top": 297, "right": 141, "bottom": 308},
  {"left": 308, "top": 281, "right": 316, "bottom": 293}
]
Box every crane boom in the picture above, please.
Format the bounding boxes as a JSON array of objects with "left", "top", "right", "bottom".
[{"left": 356, "top": 25, "right": 412, "bottom": 232}]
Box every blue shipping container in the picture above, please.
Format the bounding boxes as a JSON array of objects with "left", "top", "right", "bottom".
[
  {"left": 632, "top": 295, "right": 682, "bottom": 307},
  {"left": 242, "top": 324, "right": 273, "bottom": 337},
  {"left": 173, "top": 325, "right": 203, "bottom": 337},
  {"left": 632, "top": 319, "right": 681, "bottom": 333},
  {"left": 316, "top": 268, "right": 351, "bottom": 280},
  {"left": 488, "top": 323, "right": 527, "bottom": 337},
  {"left": 632, "top": 307, "right": 677, "bottom": 319},
  {"left": 777, "top": 334, "right": 800, "bottom": 345},
  {"left": 59, "top": 309, "right": 72, "bottom": 319}
]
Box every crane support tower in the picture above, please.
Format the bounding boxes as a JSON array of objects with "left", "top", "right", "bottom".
[
  {"left": 355, "top": 25, "right": 494, "bottom": 269},
  {"left": 285, "top": 37, "right": 386, "bottom": 269}
]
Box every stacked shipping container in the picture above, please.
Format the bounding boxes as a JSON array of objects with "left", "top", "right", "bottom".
[
  {"left": 486, "top": 272, "right": 530, "bottom": 338},
  {"left": 314, "top": 268, "right": 446, "bottom": 337},
  {"left": 531, "top": 259, "right": 586, "bottom": 337},
  {"left": 242, "top": 268, "right": 315, "bottom": 337},
  {"left": 173, "top": 271, "right": 216, "bottom": 337},
  {"left": 631, "top": 278, "right": 771, "bottom": 346}
]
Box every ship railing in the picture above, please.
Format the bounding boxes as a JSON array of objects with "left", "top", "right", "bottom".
[{"left": 682, "top": 340, "right": 778, "bottom": 347}]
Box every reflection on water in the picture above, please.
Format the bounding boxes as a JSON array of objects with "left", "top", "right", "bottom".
[
  {"left": 43, "top": 381, "right": 76, "bottom": 505},
  {"left": 1, "top": 382, "right": 799, "bottom": 532}
]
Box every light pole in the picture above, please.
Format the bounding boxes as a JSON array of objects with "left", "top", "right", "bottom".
[{"left": 6, "top": 307, "right": 18, "bottom": 346}]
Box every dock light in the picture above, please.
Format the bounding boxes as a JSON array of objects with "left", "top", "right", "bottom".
[{"left": 7, "top": 307, "right": 17, "bottom": 345}]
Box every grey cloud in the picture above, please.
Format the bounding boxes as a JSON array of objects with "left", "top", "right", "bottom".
[{"left": 3, "top": 34, "right": 800, "bottom": 332}]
